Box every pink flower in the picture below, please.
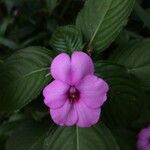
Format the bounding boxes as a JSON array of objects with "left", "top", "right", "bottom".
[
  {"left": 43, "top": 52, "right": 109, "bottom": 127},
  {"left": 137, "top": 127, "right": 150, "bottom": 150}
]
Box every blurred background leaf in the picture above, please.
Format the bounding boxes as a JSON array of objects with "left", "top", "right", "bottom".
[
  {"left": 134, "top": 1, "right": 150, "bottom": 28},
  {"left": 45, "top": 0, "right": 60, "bottom": 15},
  {"left": 111, "top": 129, "right": 136, "bottom": 150}
]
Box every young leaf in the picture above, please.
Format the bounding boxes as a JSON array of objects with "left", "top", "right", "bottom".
[
  {"left": 50, "top": 25, "right": 84, "bottom": 53},
  {"left": 95, "top": 62, "right": 145, "bottom": 128},
  {"left": 0, "top": 47, "right": 53, "bottom": 112},
  {"left": 76, "top": 0, "right": 135, "bottom": 53},
  {"left": 109, "top": 39, "right": 150, "bottom": 91},
  {"left": 44, "top": 123, "right": 120, "bottom": 150}
]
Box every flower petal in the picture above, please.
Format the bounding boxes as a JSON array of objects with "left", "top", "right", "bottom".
[
  {"left": 75, "top": 101, "right": 100, "bottom": 127},
  {"left": 76, "top": 75, "right": 109, "bottom": 108},
  {"left": 51, "top": 53, "right": 71, "bottom": 84},
  {"left": 50, "top": 101, "right": 78, "bottom": 126},
  {"left": 43, "top": 80, "right": 69, "bottom": 109},
  {"left": 71, "top": 52, "right": 94, "bottom": 85},
  {"left": 137, "top": 127, "right": 150, "bottom": 150}
]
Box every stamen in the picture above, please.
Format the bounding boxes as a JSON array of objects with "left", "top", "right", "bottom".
[{"left": 68, "top": 86, "right": 80, "bottom": 103}]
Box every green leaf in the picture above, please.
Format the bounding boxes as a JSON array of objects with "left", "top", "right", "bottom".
[
  {"left": 0, "top": 37, "right": 19, "bottom": 50},
  {"left": 0, "top": 120, "right": 22, "bottom": 138},
  {"left": 0, "top": 59, "right": 3, "bottom": 64},
  {"left": 45, "top": 0, "right": 60, "bottom": 14},
  {"left": 132, "top": 108, "right": 150, "bottom": 129},
  {"left": 0, "top": 17, "right": 14, "bottom": 36},
  {"left": 95, "top": 61, "right": 145, "bottom": 127},
  {"left": 109, "top": 39, "right": 150, "bottom": 91},
  {"left": 6, "top": 120, "right": 52, "bottom": 150},
  {"left": 23, "top": 97, "right": 49, "bottom": 121},
  {"left": 115, "top": 29, "right": 143, "bottom": 45},
  {"left": 111, "top": 129, "right": 136, "bottom": 150},
  {"left": 132, "top": 92, "right": 150, "bottom": 129},
  {"left": 76, "top": 0, "right": 135, "bottom": 53},
  {"left": 44, "top": 123, "right": 120, "bottom": 150},
  {"left": 134, "top": 1, "right": 150, "bottom": 28},
  {"left": 0, "top": 119, "right": 19, "bottom": 150},
  {"left": 50, "top": 25, "right": 84, "bottom": 53},
  {"left": 0, "top": 47, "right": 53, "bottom": 111},
  {"left": 21, "top": 33, "right": 47, "bottom": 47}
]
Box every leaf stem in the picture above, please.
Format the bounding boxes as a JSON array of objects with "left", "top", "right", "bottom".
[
  {"left": 76, "top": 126, "right": 79, "bottom": 150},
  {"left": 87, "top": 1, "right": 113, "bottom": 49},
  {"left": 45, "top": 72, "right": 51, "bottom": 77}
]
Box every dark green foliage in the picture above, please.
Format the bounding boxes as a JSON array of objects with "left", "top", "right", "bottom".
[
  {"left": 44, "top": 123, "right": 120, "bottom": 150},
  {"left": 96, "top": 62, "right": 146, "bottom": 128},
  {"left": 0, "top": 0, "right": 150, "bottom": 149},
  {"left": 0, "top": 47, "right": 53, "bottom": 112},
  {"left": 50, "top": 25, "right": 84, "bottom": 53},
  {"left": 76, "top": 0, "right": 135, "bottom": 53},
  {"left": 6, "top": 120, "right": 51, "bottom": 150},
  {"left": 109, "top": 39, "right": 150, "bottom": 91}
]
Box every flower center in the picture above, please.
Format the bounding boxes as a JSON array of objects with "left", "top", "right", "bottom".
[{"left": 68, "top": 86, "right": 80, "bottom": 103}]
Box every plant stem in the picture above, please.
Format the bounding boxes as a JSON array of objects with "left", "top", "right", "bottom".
[{"left": 76, "top": 126, "right": 80, "bottom": 150}]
